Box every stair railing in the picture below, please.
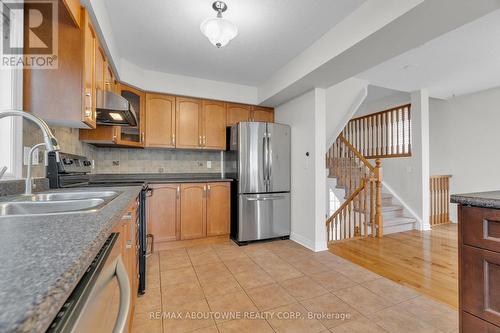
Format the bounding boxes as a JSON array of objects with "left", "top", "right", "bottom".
[
  {"left": 344, "top": 104, "right": 412, "bottom": 159},
  {"left": 430, "top": 175, "right": 452, "bottom": 225},
  {"left": 326, "top": 133, "right": 383, "bottom": 242}
]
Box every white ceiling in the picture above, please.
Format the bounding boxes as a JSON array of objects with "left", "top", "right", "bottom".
[
  {"left": 357, "top": 9, "right": 500, "bottom": 99},
  {"left": 104, "top": 0, "right": 366, "bottom": 86}
]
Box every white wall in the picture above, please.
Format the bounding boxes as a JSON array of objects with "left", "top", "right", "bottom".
[
  {"left": 275, "top": 89, "right": 327, "bottom": 251},
  {"left": 430, "top": 86, "right": 500, "bottom": 222},
  {"left": 325, "top": 78, "right": 368, "bottom": 148},
  {"left": 119, "top": 59, "right": 258, "bottom": 105}
]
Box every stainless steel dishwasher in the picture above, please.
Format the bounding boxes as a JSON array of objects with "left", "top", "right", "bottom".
[{"left": 47, "top": 233, "right": 131, "bottom": 333}]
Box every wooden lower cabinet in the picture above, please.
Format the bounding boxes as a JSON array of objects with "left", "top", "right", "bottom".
[
  {"left": 147, "top": 184, "right": 180, "bottom": 242},
  {"left": 458, "top": 205, "right": 500, "bottom": 332},
  {"left": 180, "top": 183, "right": 207, "bottom": 240},
  {"left": 146, "top": 182, "right": 230, "bottom": 245},
  {"left": 206, "top": 182, "right": 230, "bottom": 236}
]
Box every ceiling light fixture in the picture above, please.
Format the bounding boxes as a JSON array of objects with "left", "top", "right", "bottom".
[{"left": 200, "top": 1, "right": 238, "bottom": 48}]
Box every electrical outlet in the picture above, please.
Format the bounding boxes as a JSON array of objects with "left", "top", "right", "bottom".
[
  {"left": 207, "top": 161, "right": 212, "bottom": 169},
  {"left": 23, "top": 146, "right": 39, "bottom": 165}
]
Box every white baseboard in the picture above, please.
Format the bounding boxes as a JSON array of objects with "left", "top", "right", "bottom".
[{"left": 290, "top": 232, "right": 328, "bottom": 252}]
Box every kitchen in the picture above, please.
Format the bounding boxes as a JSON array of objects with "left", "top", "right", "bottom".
[{"left": 1, "top": 0, "right": 482, "bottom": 332}]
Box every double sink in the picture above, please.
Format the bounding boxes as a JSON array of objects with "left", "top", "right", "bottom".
[{"left": 0, "top": 191, "right": 118, "bottom": 217}]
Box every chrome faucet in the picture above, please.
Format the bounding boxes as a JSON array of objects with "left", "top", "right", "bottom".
[{"left": 0, "top": 110, "right": 60, "bottom": 195}]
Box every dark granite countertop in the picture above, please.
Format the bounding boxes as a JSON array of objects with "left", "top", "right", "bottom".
[
  {"left": 89, "top": 173, "right": 234, "bottom": 184},
  {"left": 0, "top": 186, "right": 142, "bottom": 333},
  {"left": 451, "top": 191, "right": 500, "bottom": 209}
]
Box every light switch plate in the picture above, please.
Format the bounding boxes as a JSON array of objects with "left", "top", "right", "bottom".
[{"left": 207, "top": 161, "right": 212, "bottom": 169}]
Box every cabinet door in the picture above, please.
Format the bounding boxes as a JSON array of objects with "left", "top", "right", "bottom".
[
  {"left": 82, "top": 10, "right": 96, "bottom": 128},
  {"left": 104, "top": 61, "right": 114, "bottom": 92},
  {"left": 206, "top": 182, "right": 230, "bottom": 236},
  {"left": 252, "top": 106, "right": 274, "bottom": 122},
  {"left": 176, "top": 97, "right": 202, "bottom": 149},
  {"left": 203, "top": 100, "right": 227, "bottom": 150},
  {"left": 227, "top": 103, "right": 251, "bottom": 126},
  {"left": 147, "top": 184, "right": 180, "bottom": 243},
  {"left": 118, "top": 84, "right": 146, "bottom": 147},
  {"left": 180, "top": 184, "right": 207, "bottom": 240},
  {"left": 145, "top": 93, "right": 176, "bottom": 148},
  {"left": 95, "top": 45, "right": 105, "bottom": 97}
]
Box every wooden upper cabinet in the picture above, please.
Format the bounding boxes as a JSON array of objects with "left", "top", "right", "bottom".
[
  {"left": 62, "top": 0, "right": 81, "bottom": 28},
  {"left": 202, "top": 100, "right": 227, "bottom": 150},
  {"left": 206, "top": 183, "right": 230, "bottom": 236},
  {"left": 81, "top": 9, "right": 96, "bottom": 128},
  {"left": 227, "top": 103, "right": 251, "bottom": 126},
  {"left": 95, "top": 45, "right": 106, "bottom": 95},
  {"left": 104, "top": 61, "right": 115, "bottom": 92},
  {"left": 252, "top": 106, "right": 274, "bottom": 123},
  {"left": 117, "top": 83, "right": 146, "bottom": 147},
  {"left": 180, "top": 184, "right": 207, "bottom": 240},
  {"left": 176, "top": 97, "right": 202, "bottom": 149},
  {"left": 145, "top": 93, "right": 176, "bottom": 148},
  {"left": 147, "top": 184, "right": 180, "bottom": 243}
]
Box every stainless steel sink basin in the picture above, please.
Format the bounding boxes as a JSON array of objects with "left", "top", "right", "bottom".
[
  {"left": 0, "top": 198, "right": 105, "bottom": 217},
  {"left": 27, "top": 191, "right": 118, "bottom": 202}
]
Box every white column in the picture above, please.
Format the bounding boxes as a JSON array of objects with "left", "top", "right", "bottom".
[
  {"left": 314, "top": 88, "right": 328, "bottom": 251},
  {"left": 411, "top": 89, "right": 430, "bottom": 230}
]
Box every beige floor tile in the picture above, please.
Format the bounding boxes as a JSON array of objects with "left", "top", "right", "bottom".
[
  {"left": 329, "top": 317, "right": 387, "bottom": 333},
  {"left": 201, "top": 274, "right": 242, "bottom": 298},
  {"left": 190, "top": 252, "right": 221, "bottom": 267},
  {"left": 160, "top": 266, "right": 199, "bottom": 287},
  {"left": 131, "top": 311, "right": 163, "bottom": 333},
  {"left": 135, "top": 287, "right": 162, "bottom": 314},
  {"left": 190, "top": 326, "right": 219, "bottom": 333},
  {"left": 330, "top": 263, "right": 380, "bottom": 284},
  {"left": 187, "top": 245, "right": 216, "bottom": 256},
  {"left": 195, "top": 262, "right": 232, "bottom": 284},
  {"left": 160, "top": 254, "right": 192, "bottom": 271},
  {"left": 217, "top": 319, "right": 275, "bottom": 333},
  {"left": 233, "top": 266, "right": 275, "bottom": 290},
  {"left": 300, "top": 293, "right": 362, "bottom": 329},
  {"left": 206, "top": 291, "right": 259, "bottom": 323},
  {"left": 261, "top": 263, "right": 304, "bottom": 281},
  {"left": 246, "top": 283, "right": 296, "bottom": 311},
  {"left": 147, "top": 270, "right": 161, "bottom": 289},
  {"left": 251, "top": 253, "right": 287, "bottom": 269},
  {"left": 266, "top": 303, "right": 327, "bottom": 333},
  {"left": 242, "top": 246, "right": 273, "bottom": 258},
  {"left": 162, "top": 281, "right": 205, "bottom": 306},
  {"left": 290, "top": 258, "right": 332, "bottom": 274},
  {"left": 308, "top": 270, "right": 358, "bottom": 292},
  {"left": 222, "top": 256, "right": 260, "bottom": 274},
  {"left": 332, "top": 285, "right": 391, "bottom": 316},
  {"left": 398, "top": 296, "right": 458, "bottom": 332},
  {"left": 159, "top": 248, "right": 188, "bottom": 258},
  {"left": 279, "top": 276, "right": 329, "bottom": 301},
  {"left": 216, "top": 248, "right": 248, "bottom": 261},
  {"left": 362, "top": 278, "right": 420, "bottom": 304},
  {"left": 367, "top": 307, "right": 442, "bottom": 333},
  {"left": 163, "top": 299, "right": 215, "bottom": 333}
]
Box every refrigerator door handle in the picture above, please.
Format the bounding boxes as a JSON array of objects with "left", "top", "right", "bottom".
[
  {"left": 263, "top": 136, "right": 268, "bottom": 184},
  {"left": 267, "top": 135, "right": 272, "bottom": 186},
  {"left": 246, "top": 196, "right": 287, "bottom": 201}
]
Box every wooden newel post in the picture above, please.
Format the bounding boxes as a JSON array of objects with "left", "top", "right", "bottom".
[{"left": 374, "top": 158, "right": 383, "bottom": 237}]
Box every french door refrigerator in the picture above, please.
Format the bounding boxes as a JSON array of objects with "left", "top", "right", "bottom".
[{"left": 229, "top": 122, "right": 291, "bottom": 244}]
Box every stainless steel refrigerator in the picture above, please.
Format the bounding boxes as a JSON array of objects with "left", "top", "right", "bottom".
[{"left": 229, "top": 122, "right": 291, "bottom": 244}]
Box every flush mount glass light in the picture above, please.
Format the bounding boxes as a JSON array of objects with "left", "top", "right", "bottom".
[
  {"left": 109, "top": 112, "right": 124, "bottom": 121},
  {"left": 200, "top": 1, "right": 238, "bottom": 48}
]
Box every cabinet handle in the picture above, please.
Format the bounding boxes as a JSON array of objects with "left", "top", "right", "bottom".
[
  {"left": 203, "top": 136, "right": 206, "bottom": 146},
  {"left": 207, "top": 184, "right": 211, "bottom": 198},
  {"left": 145, "top": 188, "right": 153, "bottom": 197},
  {"left": 176, "top": 186, "right": 180, "bottom": 199},
  {"left": 172, "top": 134, "right": 176, "bottom": 145},
  {"left": 203, "top": 185, "right": 207, "bottom": 197},
  {"left": 126, "top": 240, "right": 132, "bottom": 249},
  {"left": 122, "top": 212, "right": 133, "bottom": 220},
  {"left": 141, "top": 132, "right": 145, "bottom": 143},
  {"left": 199, "top": 136, "right": 202, "bottom": 146},
  {"left": 84, "top": 92, "right": 92, "bottom": 117}
]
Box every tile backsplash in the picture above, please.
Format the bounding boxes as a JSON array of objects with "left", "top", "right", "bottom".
[
  {"left": 23, "top": 120, "right": 225, "bottom": 177},
  {"left": 95, "top": 148, "right": 222, "bottom": 174}
]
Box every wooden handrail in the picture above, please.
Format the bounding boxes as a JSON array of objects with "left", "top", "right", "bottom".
[
  {"left": 338, "top": 134, "right": 375, "bottom": 172},
  {"left": 326, "top": 181, "right": 366, "bottom": 225},
  {"left": 430, "top": 175, "right": 452, "bottom": 226},
  {"left": 343, "top": 104, "right": 412, "bottom": 159}
]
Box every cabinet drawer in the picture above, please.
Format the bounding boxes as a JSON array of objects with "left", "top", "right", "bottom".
[
  {"left": 462, "top": 245, "right": 500, "bottom": 327},
  {"left": 462, "top": 206, "right": 500, "bottom": 253},
  {"left": 462, "top": 311, "right": 500, "bottom": 333}
]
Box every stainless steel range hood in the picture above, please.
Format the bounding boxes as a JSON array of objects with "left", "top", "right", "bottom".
[{"left": 95, "top": 90, "right": 138, "bottom": 126}]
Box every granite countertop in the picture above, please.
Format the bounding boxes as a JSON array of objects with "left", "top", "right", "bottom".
[
  {"left": 0, "top": 186, "right": 143, "bottom": 333},
  {"left": 451, "top": 191, "right": 500, "bottom": 209},
  {"left": 89, "top": 173, "right": 234, "bottom": 184}
]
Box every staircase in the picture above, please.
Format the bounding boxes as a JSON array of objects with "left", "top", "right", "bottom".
[{"left": 325, "top": 104, "right": 415, "bottom": 243}]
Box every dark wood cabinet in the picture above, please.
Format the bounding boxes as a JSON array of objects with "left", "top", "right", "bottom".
[{"left": 459, "top": 206, "right": 500, "bottom": 332}]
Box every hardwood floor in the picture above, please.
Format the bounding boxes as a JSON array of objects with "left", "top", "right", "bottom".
[{"left": 329, "top": 223, "right": 458, "bottom": 308}]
